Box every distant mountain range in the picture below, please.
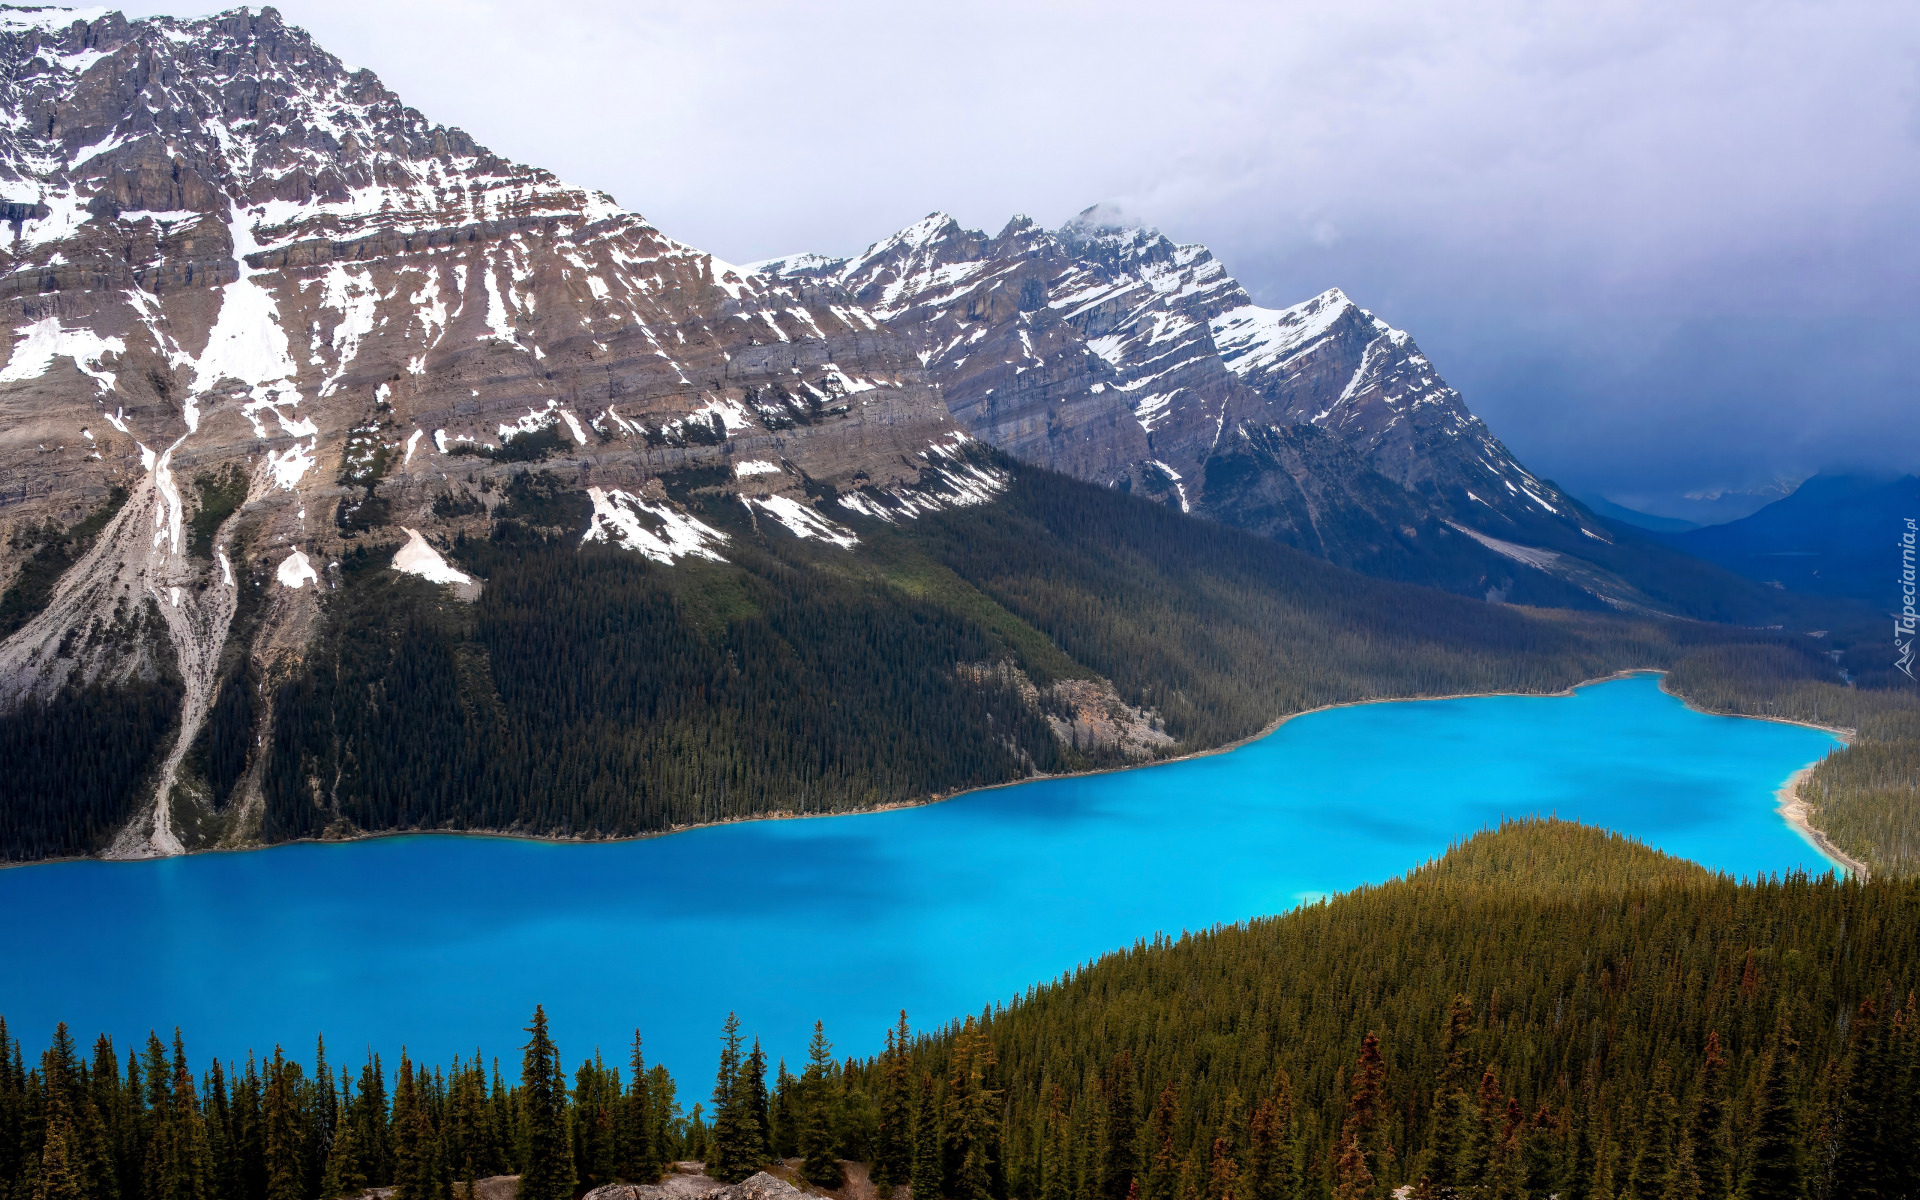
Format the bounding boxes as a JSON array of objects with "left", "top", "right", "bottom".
[
  {"left": 0, "top": 5, "right": 1835, "bottom": 862},
  {"left": 1650, "top": 472, "right": 1920, "bottom": 606},
  {"left": 1578, "top": 494, "right": 1701, "bottom": 534}
]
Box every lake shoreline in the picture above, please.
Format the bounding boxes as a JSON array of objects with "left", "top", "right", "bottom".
[
  {"left": 1774, "top": 765, "right": 1870, "bottom": 880},
  {"left": 7, "top": 667, "right": 1848, "bottom": 871}
]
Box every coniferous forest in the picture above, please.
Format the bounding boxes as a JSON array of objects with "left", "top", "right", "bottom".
[
  {"left": 2, "top": 822, "right": 1915, "bottom": 1200},
  {"left": 0, "top": 460, "right": 1870, "bottom": 856},
  {"left": 0, "top": 459, "right": 1910, "bottom": 869}
]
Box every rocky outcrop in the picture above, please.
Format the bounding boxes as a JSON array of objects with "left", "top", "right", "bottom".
[
  {"left": 585, "top": 1171, "right": 809, "bottom": 1200},
  {"left": 959, "top": 660, "right": 1174, "bottom": 761}
]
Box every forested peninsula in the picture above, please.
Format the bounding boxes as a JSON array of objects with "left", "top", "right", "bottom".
[{"left": 4, "top": 823, "right": 1915, "bottom": 1200}]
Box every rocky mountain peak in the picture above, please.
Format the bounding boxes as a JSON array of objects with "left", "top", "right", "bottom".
[
  {"left": 765, "top": 206, "right": 1607, "bottom": 590},
  {"left": 0, "top": 5, "right": 1001, "bottom": 857}
]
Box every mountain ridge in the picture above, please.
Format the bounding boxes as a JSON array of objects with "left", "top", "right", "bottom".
[{"left": 755, "top": 206, "right": 1785, "bottom": 617}]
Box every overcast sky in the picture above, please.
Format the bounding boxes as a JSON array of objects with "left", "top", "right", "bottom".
[{"left": 130, "top": 0, "right": 1920, "bottom": 514}]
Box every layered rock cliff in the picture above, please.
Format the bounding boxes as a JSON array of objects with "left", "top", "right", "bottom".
[{"left": 759, "top": 208, "right": 1624, "bottom": 593}]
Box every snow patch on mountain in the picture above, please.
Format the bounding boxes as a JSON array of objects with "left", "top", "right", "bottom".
[
  {"left": 392, "top": 528, "right": 471, "bottom": 585},
  {"left": 583, "top": 488, "right": 729, "bottom": 564}
]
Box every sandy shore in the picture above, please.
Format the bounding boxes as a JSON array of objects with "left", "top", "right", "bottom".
[{"left": 1775, "top": 765, "right": 1871, "bottom": 881}]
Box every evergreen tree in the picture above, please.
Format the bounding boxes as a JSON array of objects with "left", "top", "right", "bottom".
[
  {"left": 873, "top": 1016, "right": 913, "bottom": 1194},
  {"left": 1425, "top": 998, "right": 1474, "bottom": 1196},
  {"left": 1204, "top": 1133, "right": 1238, "bottom": 1200},
  {"left": 1661, "top": 1136, "right": 1701, "bottom": 1200},
  {"left": 1333, "top": 1034, "right": 1389, "bottom": 1200},
  {"left": 800, "top": 1023, "right": 842, "bottom": 1188},
  {"left": 514, "top": 1009, "right": 572, "bottom": 1200},
  {"left": 487, "top": 1062, "right": 511, "bottom": 1179},
  {"left": 621, "top": 1034, "right": 661, "bottom": 1184},
  {"left": 34, "top": 1075, "right": 83, "bottom": 1200},
  {"left": 151, "top": 1034, "right": 209, "bottom": 1200},
  {"left": 1038, "top": 1088, "right": 1067, "bottom": 1200},
  {"left": 771, "top": 1062, "right": 799, "bottom": 1162},
  {"left": 1100, "top": 1051, "right": 1137, "bottom": 1200},
  {"left": 645, "top": 1067, "right": 677, "bottom": 1171},
  {"left": 391, "top": 1054, "right": 423, "bottom": 1200},
  {"left": 262, "top": 1048, "right": 304, "bottom": 1200},
  {"left": 310, "top": 1038, "right": 336, "bottom": 1200},
  {"left": 707, "top": 1014, "right": 751, "bottom": 1184},
  {"left": 910, "top": 1075, "right": 942, "bottom": 1200},
  {"left": 1628, "top": 1064, "right": 1679, "bottom": 1200},
  {"left": 1144, "top": 1086, "right": 1179, "bottom": 1200},
  {"left": 1687, "top": 1034, "right": 1730, "bottom": 1200},
  {"left": 235, "top": 1052, "right": 266, "bottom": 1200},
  {"left": 320, "top": 1112, "right": 366, "bottom": 1200},
  {"left": 356, "top": 1055, "right": 391, "bottom": 1188},
  {"left": 1246, "top": 1073, "right": 1295, "bottom": 1200},
  {"left": 1739, "top": 1022, "right": 1802, "bottom": 1200},
  {"left": 1825, "top": 1001, "right": 1885, "bottom": 1200},
  {"left": 743, "top": 1040, "right": 770, "bottom": 1174}
]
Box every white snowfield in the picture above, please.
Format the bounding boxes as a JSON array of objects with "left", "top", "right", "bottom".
[
  {"left": 748, "top": 494, "right": 859, "bottom": 549},
  {"left": 583, "top": 487, "right": 730, "bottom": 564},
  {"left": 391, "top": 528, "right": 472, "bottom": 586},
  {"left": 276, "top": 550, "right": 318, "bottom": 589}
]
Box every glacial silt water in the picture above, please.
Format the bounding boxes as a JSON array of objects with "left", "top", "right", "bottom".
[{"left": 0, "top": 674, "right": 1840, "bottom": 1080}]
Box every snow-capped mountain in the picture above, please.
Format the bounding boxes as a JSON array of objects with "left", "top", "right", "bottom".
[
  {"left": 762, "top": 206, "right": 1609, "bottom": 570},
  {"left": 0, "top": 5, "right": 999, "bottom": 854}
]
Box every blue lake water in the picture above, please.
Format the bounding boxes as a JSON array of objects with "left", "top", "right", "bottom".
[{"left": 0, "top": 673, "right": 1840, "bottom": 1083}]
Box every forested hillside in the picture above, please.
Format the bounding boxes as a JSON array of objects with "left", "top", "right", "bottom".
[
  {"left": 2, "top": 823, "right": 1914, "bottom": 1200},
  {"left": 0, "top": 457, "right": 1887, "bottom": 865},
  {"left": 896, "top": 820, "right": 1920, "bottom": 1200}
]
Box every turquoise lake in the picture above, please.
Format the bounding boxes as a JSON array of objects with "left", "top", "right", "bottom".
[{"left": 0, "top": 674, "right": 1841, "bottom": 1082}]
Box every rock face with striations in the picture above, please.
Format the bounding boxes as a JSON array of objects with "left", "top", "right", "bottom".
[
  {"left": 759, "top": 206, "right": 1612, "bottom": 580},
  {"left": 0, "top": 5, "right": 1000, "bottom": 856}
]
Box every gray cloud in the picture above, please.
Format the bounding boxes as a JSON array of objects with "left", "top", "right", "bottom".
[{"left": 124, "top": 0, "right": 1920, "bottom": 509}]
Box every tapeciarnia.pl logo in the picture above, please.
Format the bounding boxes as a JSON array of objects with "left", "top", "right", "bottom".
[{"left": 1899, "top": 517, "right": 1917, "bottom": 679}]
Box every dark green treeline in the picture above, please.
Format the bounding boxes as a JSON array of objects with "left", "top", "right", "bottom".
[{"left": 4, "top": 824, "right": 1916, "bottom": 1200}]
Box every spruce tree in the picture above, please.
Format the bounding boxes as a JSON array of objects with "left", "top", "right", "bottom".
[
  {"left": 873, "top": 1017, "right": 912, "bottom": 1194},
  {"left": 1519, "top": 1107, "right": 1556, "bottom": 1200},
  {"left": 1825, "top": 1001, "right": 1885, "bottom": 1200},
  {"left": 708, "top": 1014, "right": 749, "bottom": 1183},
  {"left": 1038, "top": 1086, "right": 1068, "bottom": 1200},
  {"left": 1627, "top": 1064, "right": 1678, "bottom": 1200},
  {"left": 771, "top": 1062, "right": 799, "bottom": 1162},
  {"left": 1333, "top": 1033, "right": 1389, "bottom": 1200},
  {"left": 321, "top": 1113, "right": 366, "bottom": 1199},
  {"left": 621, "top": 1033, "right": 660, "bottom": 1184},
  {"left": 910, "top": 1075, "right": 942, "bottom": 1200},
  {"left": 1739, "top": 1022, "right": 1802, "bottom": 1200},
  {"left": 514, "top": 1008, "right": 572, "bottom": 1200},
  {"left": 1246, "top": 1073, "right": 1296, "bottom": 1200},
  {"left": 1661, "top": 1136, "right": 1701, "bottom": 1200},
  {"left": 1100, "top": 1051, "right": 1137, "bottom": 1200},
  {"left": 1425, "top": 998, "right": 1475, "bottom": 1197},
  {"left": 1144, "top": 1085, "right": 1179, "bottom": 1200},
  {"left": 645, "top": 1067, "right": 677, "bottom": 1170},
  {"left": 262, "top": 1048, "right": 304, "bottom": 1200},
  {"left": 1687, "top": 1034, "right": 1730, "bottom": 1200},
  {"left": 34, "top": 1085, "right": 83, "bottom": 1200},
  {"left": 391, "top": 1054, "right": 422, "bottom": 1200},
  {"left": 800, "top": 1023, "right": 841, "bottom": 1188},
  {"left": 743, "top": 1040, "right": 770, "bottom": 1172}
]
